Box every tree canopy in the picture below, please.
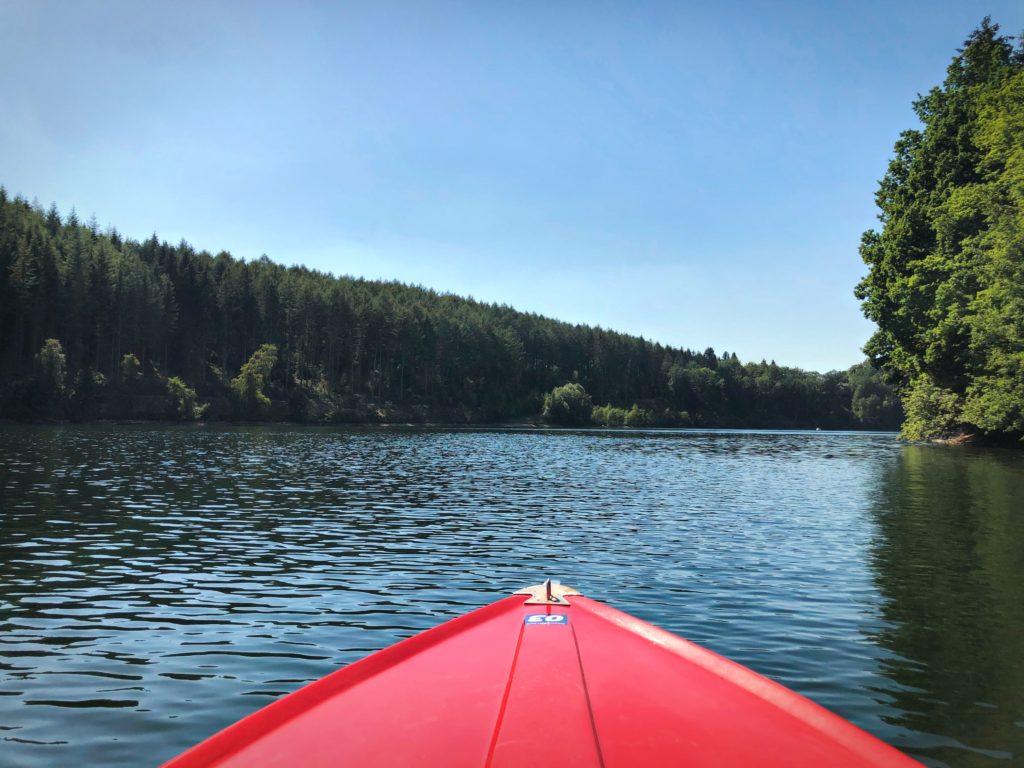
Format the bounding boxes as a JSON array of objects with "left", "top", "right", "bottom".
[
  {"left": 856, "top": 18, "right": 1024, "bottom": 441},
  {"left": 231, "top": 344, "right": 278, "bottom": 417},
  {"left": 542, "top": 383, "right": 593, "bottom": 425},
  {"left": 1, "top": 186, "right": 896, "bottom": 429}
]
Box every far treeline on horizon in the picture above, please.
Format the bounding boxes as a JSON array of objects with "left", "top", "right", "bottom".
[{"left": 1, "top": 20, "right": 1022, "bottom": 443}]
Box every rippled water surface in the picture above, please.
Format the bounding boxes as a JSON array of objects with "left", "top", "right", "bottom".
[{"left": 1, "top": 425, "right": 1023, "bottom": 767}]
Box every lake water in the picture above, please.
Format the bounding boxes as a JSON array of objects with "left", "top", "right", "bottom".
[{"left": 0, "top": 425, "right": 1022, "bottom": 767}]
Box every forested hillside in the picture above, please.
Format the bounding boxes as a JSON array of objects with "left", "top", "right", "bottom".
[
  {"left": 0, "top": 188, "right": 898, "bottom": 428},
  {"left": 857, "top": 19, "right": 1024, "bottom": 442}
]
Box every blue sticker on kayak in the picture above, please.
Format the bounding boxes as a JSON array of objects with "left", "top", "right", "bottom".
[{"left": 524, "top": 614, "right": 568, "bottom": 625}]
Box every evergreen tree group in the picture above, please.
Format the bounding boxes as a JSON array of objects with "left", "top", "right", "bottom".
[{"left": 0, "top": 189, "right": 896, "bottom": 428}]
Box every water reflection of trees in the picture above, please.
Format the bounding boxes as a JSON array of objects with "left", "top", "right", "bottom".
[{"left": 868, "top": 446, "right": 1024, "bottom": 767}]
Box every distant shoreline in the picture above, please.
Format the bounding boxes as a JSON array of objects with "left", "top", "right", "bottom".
[{"left": 0, "top": 417, "right": 902, "bottom": 435}]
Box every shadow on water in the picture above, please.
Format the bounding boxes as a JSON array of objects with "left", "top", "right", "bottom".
[{"left": 867, "top": 445, "right": 1024, "bottom": 767}]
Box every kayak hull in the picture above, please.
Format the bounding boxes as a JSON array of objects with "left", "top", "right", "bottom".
[{"left": 163, "top": 587, "right": 921, "bottom": 767}]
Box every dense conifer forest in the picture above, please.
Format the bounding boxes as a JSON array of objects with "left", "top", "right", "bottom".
[
  {"left": 857, "top": 19, "right": 1024, "bottom": 443},
  {"left": 0, "top": 190, "right": 898, "bottom": 428}
]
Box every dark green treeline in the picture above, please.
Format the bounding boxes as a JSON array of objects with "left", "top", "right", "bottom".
[{"left": 0, "top": 189, "right": 897, "bottom": 427}]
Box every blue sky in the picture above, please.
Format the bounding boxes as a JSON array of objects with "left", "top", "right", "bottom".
[{"left": 2, "top": 1, "right": 1021, "bottom": 371}]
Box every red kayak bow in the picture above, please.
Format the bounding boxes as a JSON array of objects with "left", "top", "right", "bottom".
[{"left": 163, "top": 581, "right": 922, "bottom": 767}]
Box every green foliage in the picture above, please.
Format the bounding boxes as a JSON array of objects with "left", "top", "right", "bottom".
[
  {"left": 68, "top": 367, "right": 108, "bottom": 421},
  {"left": 230, "top": 344, "right": 278, "bottom": 418},
  {"left": 120, "top": 353, "right": 141, "bottom": 385},
  {"left": 623, "top": 404, "right": 653, "bottom": 427},
  {"left": 901, "top": 376, "right": 963, "bottom": 441},
  {"left": 856, "top": 18, "right": 1024, "bottom": 440},
  {"left": 591, "top": 404, "right": 692, "bottom": 428},
  {"left": 0, "top": 187, "right": 900, "bottom": 429},
  {"left": 166, "top": 376, "right": 206, "bottom": 421},
  {"left": 36, "top": 338, "right": 66, "bottom": 397},
  {"left": 542, "top": 382, "right": 593, "bottom": 425},
  {"left": 849, "top": 361, "right": 903, "bottom": 428},
  {"left": 663, "top": 408, "right": 692, "bottom": 427},
  {"left": 666, "top": 362, "right": 723, "bottom": 416},
  {"left": 75, "top": 368, "right": 107, "bottom": 393},
  {"left": 592, "top": 404, "right": 627, "bottom": 426},
  {"left": 961, "top": 367, "right": 1024, "bottom": 434},
  {"left": 22, "top": 338, "right": 68, "bottom": 418}
]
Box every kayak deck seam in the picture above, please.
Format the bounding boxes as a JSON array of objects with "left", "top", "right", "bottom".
[
  {"left": 570, "top": 619, "right": 606, "bottom": 768},
  {"left": 484, "top": 616, "right": 526, "bottom": 767}
]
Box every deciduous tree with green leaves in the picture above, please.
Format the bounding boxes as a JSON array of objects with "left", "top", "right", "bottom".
[
  {"left": 35, "top": 338, "right": 66, "bottom": 417},
  {"left": 856, "top": 18, "right": 1024, "bottom": 441},
  {"left": 231, "top": 343, "right": 278, "bottom": 418},
  {"left": 166, "top": 376, "right": 206, "bottom": 421},
  {"left": 542, "top": 382, "right": 593, "bottom": 425},
  {"left": 120, "top": 353, "right": 141, "bottom": 385}
]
